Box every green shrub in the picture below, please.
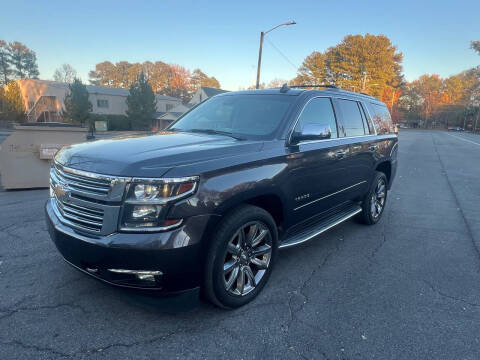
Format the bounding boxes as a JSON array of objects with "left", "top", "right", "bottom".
[{"left": 88, "top": 114, "right": 131, "bottom": 131}]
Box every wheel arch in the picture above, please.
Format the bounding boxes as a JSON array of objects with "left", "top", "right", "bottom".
[{"left": 375, "top": 161, "right": 392, "bottom": 188}]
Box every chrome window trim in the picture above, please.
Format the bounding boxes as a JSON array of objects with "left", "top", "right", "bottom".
[
  {"left": 287, "top": 96, "right": 336, "bottom": 145},
  {"left": 295, "top": 134, "right": 376, "bottom": 146},
  {"left": 294, "top": 180, "right": 367, "bottom": 211},
  {"left": 287, "top": 95, "right": 381, "bottom": 145},
  {"left": 360, "top": 101, "right": 378, "bottom": 136},
  {"left": 335, "top": 97, "right": 375, "bottom": 137}
]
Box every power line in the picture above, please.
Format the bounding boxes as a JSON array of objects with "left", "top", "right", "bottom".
[{"left": 264, "top": 37, "right": 298, "bottom": 71}]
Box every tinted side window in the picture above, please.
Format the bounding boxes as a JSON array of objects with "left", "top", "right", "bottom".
[
  {"left": 295, "top": 97, "right": 337, "bottom": 138},
  {"left": 369, "top": 103, "right": 393, "bottom": 134},
  {"left": 358, "top": 102, "right": 375, "bottom": 134},
  {"left": 337, "top": 99, "right": 366, "bottom": 137}
]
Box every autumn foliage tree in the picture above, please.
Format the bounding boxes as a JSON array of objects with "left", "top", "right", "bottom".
[
  {"left": 191, "top": 69, "right": 220, "bottom": 89},
  {"left": 291, "top": 52, "right": 329, "bottom": 85},
  {"left": 162, "top": 64, "right": 192, "bottom": 102},
  {"left": 89, "top": 61, "right": 220, "bottom": 102},
  {"left": 293, "top": 34, "right": 403, "bottom": 99},
  {"left": 2, "top": 80, "right": 26, "bottom": 121},
  {"left": 411, "top": 75, "right": 447, "bottom": 126}
]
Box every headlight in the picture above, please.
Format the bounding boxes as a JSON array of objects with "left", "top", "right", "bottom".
[{"left": 119, "top": 176, "right": 199, "bottom": 231}]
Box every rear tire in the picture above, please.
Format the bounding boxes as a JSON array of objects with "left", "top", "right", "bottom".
[
  {"left": 203, "top": 205, "right": 278, "bottom": 309},
  {"left": 358, "top": 171, "right": 388, "bottom": 225}
]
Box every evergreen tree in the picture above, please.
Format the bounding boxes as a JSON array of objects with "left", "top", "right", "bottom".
[
  {"left": 63, "top": 78, "right": 92, "bottom": 125},
  {"left": 0, "top": 41, "right": 11, "bottom": 86},
  {"left": 8, "top": 41, "right": 39, "bottom": 79},
  {"left": 126, "top": 72, "right": 156, "bottom": 130}
]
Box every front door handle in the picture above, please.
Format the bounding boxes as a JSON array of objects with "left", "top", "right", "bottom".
[
  {"left": 335, "top": 150, "right": 348, "bottom": 159},
  {"left": 369, "top": 144, "right": 378, "bottom": 151}
]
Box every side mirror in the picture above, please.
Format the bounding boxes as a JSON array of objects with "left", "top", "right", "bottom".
[{"left": 291, "top": 124, "right": 332, "bottom": 144}]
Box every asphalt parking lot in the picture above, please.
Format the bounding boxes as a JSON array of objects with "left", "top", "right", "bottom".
[{"left": 1, "top": 129, "right": 480, "bottom": 359}]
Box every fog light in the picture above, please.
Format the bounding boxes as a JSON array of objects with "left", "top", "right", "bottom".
[{"left": 108, "top": 269, "right": 163, "bottom": 282}]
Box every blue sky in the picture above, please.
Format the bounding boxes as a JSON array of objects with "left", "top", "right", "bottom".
[{"left": 1, "top": 0, "right": 479, "bottom": 90}]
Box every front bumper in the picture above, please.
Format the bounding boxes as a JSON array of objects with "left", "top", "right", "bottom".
[{"left": 46, "top": 199, "right": 218, "bottom": 292}]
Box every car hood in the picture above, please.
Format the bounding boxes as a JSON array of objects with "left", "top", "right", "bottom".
[{"left": 55, "top": 131, "right": 264, "bottom": 177}]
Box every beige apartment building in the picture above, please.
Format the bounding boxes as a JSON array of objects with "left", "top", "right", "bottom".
[{"left": 17, "top": 79, "right": 182, "bottom": 123}]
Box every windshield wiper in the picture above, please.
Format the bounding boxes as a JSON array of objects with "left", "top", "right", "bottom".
[{"left": 180, "top": 128, "right": 245, "bottom": 140}]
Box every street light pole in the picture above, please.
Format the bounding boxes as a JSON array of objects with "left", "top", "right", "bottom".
[
  {"left": 256, "top": 32, "right": 265, "bottom": 90},
  {"left": 255, "top": 21, "right": 296, "bottom": 89}
]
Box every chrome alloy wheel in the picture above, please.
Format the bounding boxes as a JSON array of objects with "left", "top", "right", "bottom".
[
  {"left": 371, "top": 177, "right": 386, "bottom": 219},
  {"left": 223, "top": 221, "right": 272, "bottom": 296}
]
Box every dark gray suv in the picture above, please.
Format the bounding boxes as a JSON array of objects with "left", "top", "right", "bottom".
[{"left": 46, "top": 85, "right": 398, "bottom": 308}]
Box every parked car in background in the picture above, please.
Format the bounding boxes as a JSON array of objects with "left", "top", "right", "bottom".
[
  {"left": 448, "top": 126, "right": 465, "bottom": 131},
  {"left": 46, "top": 85, "right": 398, "bottom": 308}
]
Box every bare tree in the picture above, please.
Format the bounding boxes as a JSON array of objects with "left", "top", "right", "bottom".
[
  {"left": 53, "top": 64, "right": 77, "bottom": 83},
  {"left": 267, "top": 78, "right": 288, "bottom": 88}
]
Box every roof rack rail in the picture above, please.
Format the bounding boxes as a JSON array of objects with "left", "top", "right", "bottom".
[{"left": 289, "top": 84, "right": 337, "bottom": 89}]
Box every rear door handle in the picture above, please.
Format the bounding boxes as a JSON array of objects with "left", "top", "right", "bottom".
[{"left": 369, "top": 145, "right": 378, "bottom": 151}]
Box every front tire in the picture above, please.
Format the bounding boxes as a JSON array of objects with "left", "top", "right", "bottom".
[
  {"left": 358, "top": 171, "right": 388, "bottom": 225},
  {"left": 203, "top": 205, "right": 278, "bottom": 309}
]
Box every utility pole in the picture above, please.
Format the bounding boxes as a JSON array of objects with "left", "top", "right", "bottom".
[
  {"left": 256, "top": 32, "right": 265, "bottom": 90},
  {"left": 475, "top": 111, "right": 479, "bottom": 133},
  {"left": 361, "top": 72, "right": 367, "bottom": 92},
  {"left": 255, "top": 21, "right": 296, "bottom": 89}
]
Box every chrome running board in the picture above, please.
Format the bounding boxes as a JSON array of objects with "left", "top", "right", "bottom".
[{"left": 279, "top": 204, "right": 362, "bottom": 249}]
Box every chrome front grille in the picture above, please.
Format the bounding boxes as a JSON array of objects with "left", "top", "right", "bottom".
[
  {"left": 55, "top": 197, "right": 104, "bottom": 232},
  {"left": 50, "top": 163, "right": 127, "bottom": 235},
  {"left": 53, "top": 164, "right": 111, "bottom": 196}
]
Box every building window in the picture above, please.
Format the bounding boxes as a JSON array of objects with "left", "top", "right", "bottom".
[
  {"left": 166, "top": 103, "right": 174, "bottom": 112},
  {"left": 97, "top": 99, "right": 109, "bottom": 108}
]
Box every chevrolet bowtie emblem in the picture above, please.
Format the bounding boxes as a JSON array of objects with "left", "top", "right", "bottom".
[{"left": 54, "top": 184, "right": 70, "bottom": 201}]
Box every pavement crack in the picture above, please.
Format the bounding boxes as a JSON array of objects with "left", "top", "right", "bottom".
[
  {"left": 76, "top": 331, "right": 178, "bottom": 355},
  {"left": 391, "top": 263, "right": 480, "bottom": 308},
  {"left": 1, "top": 339, "right": 70, "bottom": 357},
  {"left": 282, "top": 248, "right": 338, "bottom": 359},
  {"left": 0, "top": 301, "right": 89, "bottom": 321}
]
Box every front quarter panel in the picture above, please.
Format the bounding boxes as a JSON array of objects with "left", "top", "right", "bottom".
[{"left": 168, "top": 153, "right": 289, "bottom": 221}]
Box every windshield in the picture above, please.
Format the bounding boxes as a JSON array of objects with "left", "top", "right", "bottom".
[{"left": 168, "top": 94, "right": 295, "bottom": 140}]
